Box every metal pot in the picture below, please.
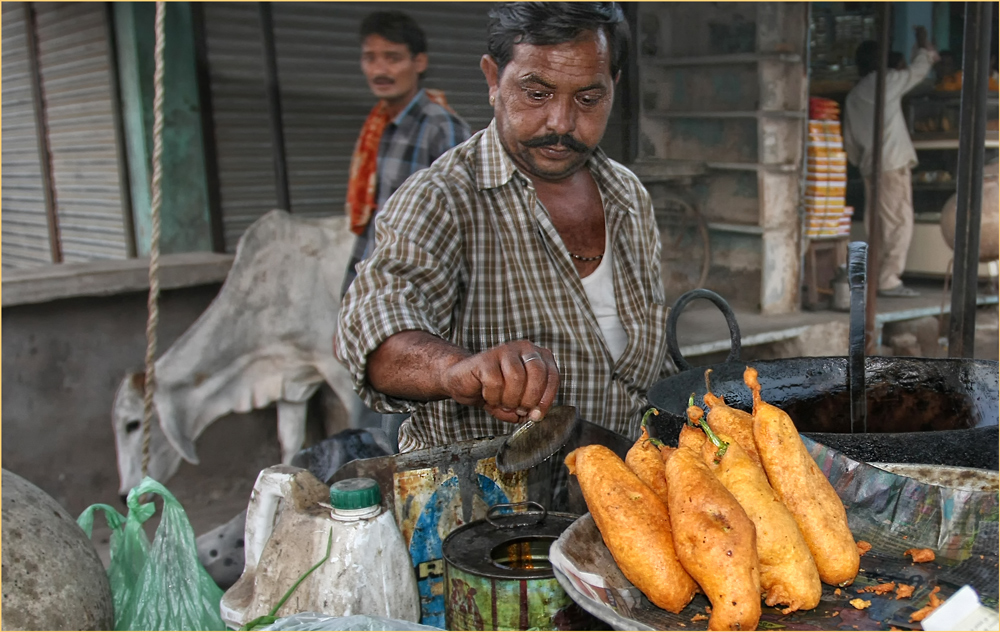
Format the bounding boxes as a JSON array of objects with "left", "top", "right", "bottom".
[
  {"left": 442, "top": 502, "right": 604, "bottom": 631},
  {"left": 650, "top": 243, "right": 999, "bottom": 446}
]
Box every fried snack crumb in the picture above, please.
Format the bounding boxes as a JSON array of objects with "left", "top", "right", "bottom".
[
  {"left": 856, "top": 540, "right": 872, "bottom": 556},
  {"left": 855, "top": 588, "right": 865, "bottom": 594},
  {"left": 691, "top": 614, "right": 708, "bottom": 622},
  {"left": 704, "top": 606, "right": 712, "bottom": 614},
  {"left": 895, "top": 584, "right": 915, "bottom": 600},
  {"left": 904, "top": 548, "right": 936, "bottom": 563},
  {"left": 849, "top": 598, "right": 872, "bottom": 610},
  {"left": 834, "top": 588, "right": 842, "bottom": 596},
  {"left": 862, "top": 582, "right": 896, "bottom": 595},
  {"left": 929, "top": 588, "right": 943, "bottom": 605},
  {"left": 832, "top": 611, "right": 839, "bottom": 617},
  {"left": 909, "top": 587, "right": 944, "bottom": 622}
]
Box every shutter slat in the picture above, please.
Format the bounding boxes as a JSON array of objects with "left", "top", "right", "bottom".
[
  {"left": 1, "top": 4, "right": 51, "bottom": 268},
  {"left": 34, "top": 2, "right": 128, "bottom": 264}
]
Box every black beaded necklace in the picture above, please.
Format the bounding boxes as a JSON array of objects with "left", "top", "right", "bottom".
[{"left": 568, "top": 251, "right": 603, "bottom": 262}]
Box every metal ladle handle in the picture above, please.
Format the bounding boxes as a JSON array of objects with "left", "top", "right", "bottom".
[{"left": 847, "top": 241, "right": 868, "bottom": 433}]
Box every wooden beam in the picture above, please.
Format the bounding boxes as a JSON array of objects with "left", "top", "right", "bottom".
[
  {"left": 948, "top": 1, "right": 993, "bottom": 357},
  {"left": 104, "top": 2, "right": 137, "bottom": 258},
  {"left": 23, "top": 2, "right": 61, "bottom": 264},
  {"left": 191, "top": 2, "right": 226, "bottom": 252},
  {"left": 259, "top": 2, "right": 291, "bottom": 212},
  {"left": 864, "top": 4, "right": 890, "bottom": 354}
]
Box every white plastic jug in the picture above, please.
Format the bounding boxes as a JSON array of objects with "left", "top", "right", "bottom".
[{"left": 220, "top": 466, "right": 420, "bottom": 628}]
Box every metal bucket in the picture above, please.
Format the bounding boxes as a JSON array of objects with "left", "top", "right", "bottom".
[{"left": 442, "top": 502, "right": 604, "bottom": 631}]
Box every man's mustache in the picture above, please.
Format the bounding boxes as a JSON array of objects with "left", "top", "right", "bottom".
[
  {"left": 522, "top": 134, "right": 588, "bottom": 153},
  {"left": 372, "top": 76, "right": 395, "bottom": 84}
]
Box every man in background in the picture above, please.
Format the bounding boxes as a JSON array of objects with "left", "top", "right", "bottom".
[
  {"left": 844, "top": 26, "right": 939, "bottom": 298},
  {"left": 341, "top": 10, "right": 471, "bottom": 446},
  {"left": 342, "top": 10, "right": 471, "bottom": 296}
]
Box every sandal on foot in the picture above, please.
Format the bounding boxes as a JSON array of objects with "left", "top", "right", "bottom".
[{"left": 878, "top": 284, "right": 920, "bottom": 298}]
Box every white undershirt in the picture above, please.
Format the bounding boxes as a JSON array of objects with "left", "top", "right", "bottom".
[{"left": 579, "top": 232, "right": 628, "bottom": 362}]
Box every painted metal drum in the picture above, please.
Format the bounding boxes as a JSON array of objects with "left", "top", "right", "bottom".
[{"left": 442, "top": 502, "right": 601, "bottom": 631}]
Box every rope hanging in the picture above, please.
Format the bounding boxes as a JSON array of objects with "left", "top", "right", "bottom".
[{"left": 142, "top": 1, "right": 167, "bottom": 478}]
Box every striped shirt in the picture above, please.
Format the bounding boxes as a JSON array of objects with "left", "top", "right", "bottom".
[
  {"left": 337, "top": 119, "right": 672, "bottom": 452},
  {"left": 342, "top": 89, "right": 471, "bottom": 295}
]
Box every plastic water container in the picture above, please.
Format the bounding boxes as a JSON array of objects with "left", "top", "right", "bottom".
[{"left": 220, "top": 466, "right": 420, "bottom": 628}]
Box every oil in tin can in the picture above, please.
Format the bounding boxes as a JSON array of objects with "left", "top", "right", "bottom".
[{"left": 442, "top": 502, "right": 606, "bottom": 631}]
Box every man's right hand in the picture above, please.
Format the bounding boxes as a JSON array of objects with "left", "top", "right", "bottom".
[
  {"left": 912, "top": 26, "right": 940, "bottom": 64},
  {"left": 440, "top": 340, "right": 560, "bottom": 424}
]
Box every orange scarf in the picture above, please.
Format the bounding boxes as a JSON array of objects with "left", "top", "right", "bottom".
[{"left": 346, "top": 89, "right": 452, "bottom": 235}]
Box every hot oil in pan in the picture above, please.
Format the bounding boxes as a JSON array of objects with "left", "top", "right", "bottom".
[{"left": 490, "top": 536, "right": 555, "bottom": 571}]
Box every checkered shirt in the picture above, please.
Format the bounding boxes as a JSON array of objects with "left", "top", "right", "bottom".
[
  {"left": 337, "top": 119, "right": 672, "bottom": 452},
  {"left": 342, "top": 89, "right": 471, "bottom": 295}
]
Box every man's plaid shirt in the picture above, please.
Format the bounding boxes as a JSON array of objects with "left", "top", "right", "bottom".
[
  {"left": 337, "top": 120, "right": 673, "bottom": 452},
  {"left": 342, "top": 89, "right": 471, "bottom": 295}
]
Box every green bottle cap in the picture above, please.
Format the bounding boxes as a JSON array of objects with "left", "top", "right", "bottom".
[{"left": 329, "top": 477, "right": 382, "bottom": 510}]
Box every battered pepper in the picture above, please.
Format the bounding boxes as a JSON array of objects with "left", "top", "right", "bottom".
[
  {"left": 662, "top": 422, "right": 761, "bottom": 630},
  {"left": 679, "top": 398, "right": 708, "bottom": 451},
  {"left": 703, "top": 369, "right": 763, "bottom": 468},
  {"left": 692, "top": 407, "right": 822, "bottom": 614},
  {"left": 565, "top": 444, "right": 696, "bottom": 613},
  {"left": 625, "top": 409, "right": 670, "bottom": 505},
  {"left": 744, "top": 366, "right": 860, "bottom": 587}
]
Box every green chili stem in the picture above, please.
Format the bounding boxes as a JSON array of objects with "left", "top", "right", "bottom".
[
  {"left": 641, "top": 407, "right": 660, "bottom": 429},
  {"left": 695, "top": 412, "right": 729, "bottom": 458}
]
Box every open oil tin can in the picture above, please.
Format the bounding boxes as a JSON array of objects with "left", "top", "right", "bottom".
[{"left": 442, "top": 502, "right": 604, "bottom": 631}]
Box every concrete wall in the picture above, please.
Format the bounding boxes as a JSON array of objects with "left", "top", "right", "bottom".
[
  {"left": 1, "top": 284, "right": 280, "bottom": 517},
  {"left": 636, "top": 2, "right": 808, "bottom": 313}
]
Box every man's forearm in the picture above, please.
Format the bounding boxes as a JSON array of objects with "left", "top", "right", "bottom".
[{"left": 366, "top": 330, "right": 471, "bottom": 401}]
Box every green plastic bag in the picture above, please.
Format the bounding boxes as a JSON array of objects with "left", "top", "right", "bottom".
[
  {"left": 78, "top": 478, "right": 226, "bottom": 631},
  {"left": 77, "top": 500, "right": 151, "bottom": 623}
]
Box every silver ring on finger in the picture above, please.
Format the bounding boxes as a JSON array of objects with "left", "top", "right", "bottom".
[{"left": 521, "top": 353, "right": 543, "bottom": 365}]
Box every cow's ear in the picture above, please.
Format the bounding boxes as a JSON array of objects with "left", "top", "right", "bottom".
[
  {"left": 173, "top": 435, "right": 200, "bottom": 465},
  {"left": 130, "top": 372, "right": 146, "bottom": 391}
]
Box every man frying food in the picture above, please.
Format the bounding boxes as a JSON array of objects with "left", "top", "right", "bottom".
[{"left": 337, "top": 2, "right": 671, "bottom": 452}]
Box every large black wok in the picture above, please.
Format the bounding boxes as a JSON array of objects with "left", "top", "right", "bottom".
[{"left": 648, "top": 243, "right": 999, "bottom": 466}]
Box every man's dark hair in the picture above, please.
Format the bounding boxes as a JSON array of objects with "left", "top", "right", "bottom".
[
  {"left": 855, "top": 40, "right": 879, "bottom": 77},
  {"left": 360, "top": 11, "right": 427, "bottom": 56},
  {"left": 486, "top": 3, "right": 630, "bottom": 77}
]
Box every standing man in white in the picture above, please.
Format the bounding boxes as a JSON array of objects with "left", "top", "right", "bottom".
[{"left": 844, "top": 27, "right": 939, "bottom": 298}]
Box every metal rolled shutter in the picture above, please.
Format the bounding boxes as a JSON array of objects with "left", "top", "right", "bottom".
[
  {"left": 201, "top": 2, "right": 277, "bottom": 252},
  {"left": 2, "top": 4, "right": 52, "bottom": 269},
  {"left": 33, "top": 2, "right": 129, "bottom": 263},
  {"left": 270, "top": 2, "right": 493, "bottom": 219}
]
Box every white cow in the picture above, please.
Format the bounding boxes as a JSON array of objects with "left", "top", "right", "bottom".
[{"left": 112, "top": 210, "right": 365, "bottom": 495}]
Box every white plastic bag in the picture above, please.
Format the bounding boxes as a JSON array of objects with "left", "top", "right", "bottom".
[{"left": 258, "top": 613, "right": 443, "bottom": 631}]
